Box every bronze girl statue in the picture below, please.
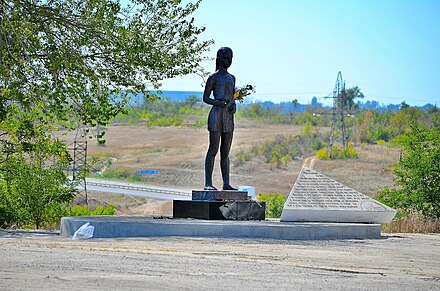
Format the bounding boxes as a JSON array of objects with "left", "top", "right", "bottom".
[{"left": 203, "top": 47, "right": 237, "bottom": 191}]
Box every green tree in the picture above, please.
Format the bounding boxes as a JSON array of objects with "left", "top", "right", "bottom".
[
  {"left": 376, "top": 122, "right": 440, "bottom": 218},
  {"left": 343, "top": 86, "right": 364, "bottom": 111},
  {"left": 400, "top": 101, "right": 410, "bottom": 110},
  {"left": 184, "top": 94, "right": 201, "bottom": 108},
  {"left": 0, "top": 0, "right": 211, "bottom": 228},
  {"left": 1, "top": 0, "right": 212, "bottom": 135},
  {"left": 0, "top": 106, "right": 75, "bottom": 229},
  {"left": 292, "top": 99, "right": 299, "bottom": 110},
  {"left": 429, "top": 106, "right": 440, "bottom": 129}
]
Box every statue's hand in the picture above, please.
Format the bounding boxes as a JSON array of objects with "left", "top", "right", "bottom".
[
  {"left": 227, "top": 101, "right": 236, "bottom": 114},
  {"left": 217, "top": 99, "right": 229, "bottom": 107}
]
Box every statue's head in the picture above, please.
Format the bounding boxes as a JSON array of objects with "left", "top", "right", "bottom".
[{"left": 216, "top": 47, "right": 233, "bottom": 70}]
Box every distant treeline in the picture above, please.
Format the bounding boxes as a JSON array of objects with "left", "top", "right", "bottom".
[
  {"left": 126, "top": 90, "right": 437, "bottom": 113},
  {"left": 113, "top": 93, "right": 439, "bottom": 146}
]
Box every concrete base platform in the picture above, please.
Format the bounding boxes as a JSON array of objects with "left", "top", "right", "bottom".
[{"left": 60, "top": 216, "right": 381, "bottom": 240}]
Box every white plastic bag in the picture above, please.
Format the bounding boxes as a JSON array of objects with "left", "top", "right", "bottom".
[{"left": 72, "top": 222, "right": 95, "bottom": 240}]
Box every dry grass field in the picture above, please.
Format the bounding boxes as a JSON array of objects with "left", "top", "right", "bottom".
[{"left": 61, "top": 118, "right": 400, "bottom": 215}]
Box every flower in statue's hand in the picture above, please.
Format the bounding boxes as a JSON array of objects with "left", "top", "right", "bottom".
[{"left": 233, "top": 84, "right": 256, "bottom": 103}]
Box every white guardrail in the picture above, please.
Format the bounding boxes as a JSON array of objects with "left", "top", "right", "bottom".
[{"left": 77, "top": 178, "right": 192, "bottom": 200}]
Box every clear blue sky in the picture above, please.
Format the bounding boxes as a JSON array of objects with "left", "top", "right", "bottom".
[{"left": 159, "top": 0, "right": 440, "bottom": 106}]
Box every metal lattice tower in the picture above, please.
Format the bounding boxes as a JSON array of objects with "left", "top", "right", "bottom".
[
  {"left": 71, "top": 132, "right": 88, "bottom": 205},
  {"left": 328, "top": 71, "right": 347, "bottom": 156}
]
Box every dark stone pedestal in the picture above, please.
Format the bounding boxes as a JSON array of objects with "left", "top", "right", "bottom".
[
  {"left": 174, "top": 189, "right": 265, "bottom": 220},
  {"left": 192, "top": 190, "right": 248, "bottom": 201},
  {"left": 173, "top": 200, "right": 265, "bottom": 220},
  {"left": 173, "top": 201, "right": 226, "bottom": 220}
]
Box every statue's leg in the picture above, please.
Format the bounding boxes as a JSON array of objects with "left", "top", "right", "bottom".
[
  {"left": 205, "top": 131, "right": 220, "bottom": 190},
  {"left": 220, "top": 131, "right": 236, "bottom": 190}
]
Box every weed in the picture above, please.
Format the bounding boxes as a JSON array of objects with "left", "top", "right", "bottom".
[{"left": 382, "top": 215, "right": 440, "bottom": 233}]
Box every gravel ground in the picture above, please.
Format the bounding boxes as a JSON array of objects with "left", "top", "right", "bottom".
[{"left": 0, "top": 230, "right": 439, "bottom": 290}]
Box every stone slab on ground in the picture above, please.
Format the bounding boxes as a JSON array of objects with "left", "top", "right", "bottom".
[
  {"left": 192, "top": 190, "right": 248, "bottom": 201},
  {"left": 219, "top": 201, "right": 265, "bottom": 220},
  {"left": 60, "top": 215, "right": 381, "bottom": 240},
  {"left": 281, "top": 167, "right": 396, "bottom": 223}
]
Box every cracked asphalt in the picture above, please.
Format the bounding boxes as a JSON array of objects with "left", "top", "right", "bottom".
[{"left": 0, "top": 230, "right": 439, "bottom": 290}]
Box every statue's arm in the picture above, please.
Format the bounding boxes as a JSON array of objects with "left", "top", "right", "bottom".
[
  {"left": 203, "top": 75, "right": 227, "bottom": 106},
  {"left": 227, "top": 74, "right": 237, "bottom": 114}
]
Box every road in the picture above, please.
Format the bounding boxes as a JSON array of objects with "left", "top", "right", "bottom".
[
  {"left": 301, "top": 155, "right": 317, "bottom": 169},
  {"left": 0, "top": 230, "right": 439, "bottom": 290},
  {"left": 79, "top": 154, "right": 317, "bottom": 201}
]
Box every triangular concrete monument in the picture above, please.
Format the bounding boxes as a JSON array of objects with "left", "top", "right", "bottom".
[{"left": 280, "top": 167, "right": 396, "bottom": 223}]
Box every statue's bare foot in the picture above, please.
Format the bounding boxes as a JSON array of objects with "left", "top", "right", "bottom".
[
  {"left": 204, "top": 185, "right": 217, "bottom": 191},
  {"left": 223, "top": 184, "right": 237, "bottom": 191}
]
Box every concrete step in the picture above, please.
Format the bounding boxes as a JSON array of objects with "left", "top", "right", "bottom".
[{"left": 60, "top": 216, "right": 381, "bottom": 240}]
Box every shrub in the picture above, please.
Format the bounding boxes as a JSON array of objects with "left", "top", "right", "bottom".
[
  {"left": 338, "top": 144, "right": 359, "bottom": 159},
  {"left": 311, "top": 140, "right": 326, "bottom": 151},
  {"left": 257, "top": 192, "right": 286, "bottom": 218},
  {"left": 233, "top": 147, "right": 253, "bottom": 167},
  {"left": 0, "top": 156, "right": 75, "bottom": 229},
  {"left": 91, "top": 205, "right": 117, "bottom": 215},
  {"left": 63, "top": 205, "right": 90, "bottom": 217},
  {"left": 63, "top": 205, "right": 116, "bottom": 217},
  {"left": 192, "top": 118, "right": 206, "bottom": 128},
  {"left": 258, "top": 132, "right": 329, "bottom": 167},
  {"left": 318, "top": 143, "right": 359, "bottom": 160},
  {"left": 316, "top": 148, "right": 329, "bottom": 160},
  {"left": 348, "top": 146, "right": 359, "bottom": 158},
  {"left": 301, "top": 122, "right": 313, "bottom": 136},
  {"left": 270, "top": 149, "right": 286, "bottom": 168},
  {"left": 376, "top": 122, "right": 440, "bottom": 219},
  {"left": 148, "top": 116, "right": 183, "bottom": 127},
  {"left": 260, "top": 135, "right": 299, "bottom": 167},
  {"left": 102, "top": 167, "right": 132, "bottom": 179},
  {"left": 111, "top": 108, "right": 142, "bottom": 125},
  {"left": 328, "top": 144, "right": 338, "bottom": 158}
]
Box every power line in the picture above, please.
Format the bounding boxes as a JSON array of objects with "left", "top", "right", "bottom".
[{"left": 253, "top": 91, "right": 331, "bottom": 96}]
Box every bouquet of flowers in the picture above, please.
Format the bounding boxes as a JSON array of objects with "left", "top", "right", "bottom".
[{"left": 233, "top": 84, "right": 256, "bottom": 103}]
